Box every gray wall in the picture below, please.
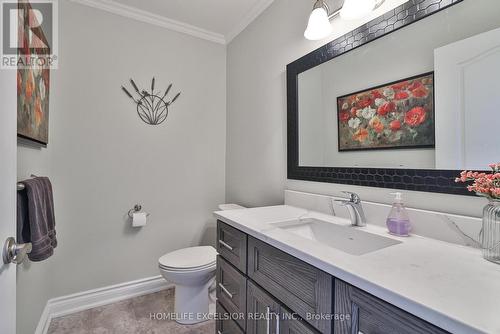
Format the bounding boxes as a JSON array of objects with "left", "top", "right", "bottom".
[
  {"left": 17, "top": 2, "right": 226, "bottom": 333},
  {"left": 226, "top": 0, "right": 500, "bottom": 215}
]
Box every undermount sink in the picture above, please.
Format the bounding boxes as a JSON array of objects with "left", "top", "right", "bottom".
[{"left": 272, "top": 218, "right": 401, "bottom": 255}]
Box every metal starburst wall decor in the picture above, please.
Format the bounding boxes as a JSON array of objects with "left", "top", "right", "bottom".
[{"left": 122, "top": 77, "right": 181, "bottom": 125}]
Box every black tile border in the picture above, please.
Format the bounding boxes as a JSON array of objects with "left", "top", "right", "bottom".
[{"left": 287, "top": 0, "right": 471, "bottom": 196}]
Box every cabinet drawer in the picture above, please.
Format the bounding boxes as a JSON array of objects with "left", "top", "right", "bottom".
[
  {"left": 216, "top": 256, "right": 247, "bottom": 330},
  {"left": 334, "top": 280, "right": 449, "bottom": 334},
  {"left": 247, "top": 236, "right": 333, "bottom": 333},
  {"left": 216, "top": 302, "right": 244, "bottom": 334},
  {"left": 281, "top": 307, "right": 321, "bottom": 334},
  {"left": 246, "top": 280, "right": 321, "bottom": 334},
  {"left": 217, "top": 220, "right": 247, "bottom": 273},
  {"left": 246, "top": 280, "right": 281, "bottom": 334}
]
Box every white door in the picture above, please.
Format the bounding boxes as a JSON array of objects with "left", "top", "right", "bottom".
[
  {"left": 0, "top": 69, "right": 18, "bottom": 333},
  {"left": 435, "top": 27, "right": 500, "bottom": 170}
]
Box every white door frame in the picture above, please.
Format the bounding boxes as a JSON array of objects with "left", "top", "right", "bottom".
[{"left": 0, "top": 68, "right": 18, "bottom": 333}]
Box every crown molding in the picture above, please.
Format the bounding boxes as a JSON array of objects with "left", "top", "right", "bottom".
[
  {"left": 69, "top": 0, "right": 226, "bottom": 44},
  {"left": 225, "top": 0, "right": 275, "bottom": 43}
]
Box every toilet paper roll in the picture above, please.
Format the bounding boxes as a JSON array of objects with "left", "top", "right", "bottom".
[{"left": 132, "top": 212, "right": 147, "bottom": 227}]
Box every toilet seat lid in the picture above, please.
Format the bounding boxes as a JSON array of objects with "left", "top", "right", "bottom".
[{"left": 158, "top": 246, "right": 217, "bottom": 270}]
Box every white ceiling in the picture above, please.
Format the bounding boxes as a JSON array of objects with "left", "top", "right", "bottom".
[{"left": 77, "top": 0, "right": 276, "bottom": 44}]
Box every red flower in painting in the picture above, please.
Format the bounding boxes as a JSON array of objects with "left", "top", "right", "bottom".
[
  {"left": 411, "top": 85, "right": 429, "bottom": 98},
  {"left": 377, "top": 102, "right": 395, "bottom": 116},
  {"left": 348, "top": 95, "right": 357, "bottom": 105},
  {"left": 20, "top": 30, "right": 29, "bottom": 56},
  {"left": 394, "top": 91, "right": 409, "bottom": 100},
  {"left": 350, "top": 107, "right": 358, "bottom": 117},
  {"left": 422, "top": 77, "right": 433, "bottom": 85},
  {"left": 42, "top": 69, "right": 50, "bottom": 91},
  {"left": 34, "top": 96, "right": 43, "bottom": 127},
  {"left": 17, "top": 71, "right": 22, "bottom": 93},
  {"left": 369, "top": 117, "right": 384, "bottom": 134},
  {"left": 371, "top": 90, "right": 383, "bottom": 99},
  {"left": 25, "top": 69, "right": 34, "bottom": 100},
  {"left": 357, "top": 97, "right": 373, "bottom": 109},
  {"left": 339, "top": 111, "right": 351, "bottom": 122},
  {"left": 353, "top": 128, "right": 369, "bottom": 142},
  {"left": 405, "top": 107, "right": 427, "bottom": 127},
  {"left": 408, "top": 81, "right": 423, "bottom": 91},
  {"left": 391, "top": 81, "right": 409, "bottom": 90},
  {"left": 390, "top": 120, "right": 401, "bottom": 131}
]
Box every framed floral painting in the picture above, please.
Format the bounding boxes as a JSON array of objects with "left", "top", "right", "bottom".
[
  {"left": 337, "top": 72, "right": 434, "bottom": 152},
  {"left": 17, "top": 2, "right": 50, "bottom": 145}
]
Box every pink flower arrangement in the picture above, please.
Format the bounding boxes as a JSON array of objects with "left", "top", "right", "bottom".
[{"left": 455, "top": 163, "right": 500, "bottom": 199}]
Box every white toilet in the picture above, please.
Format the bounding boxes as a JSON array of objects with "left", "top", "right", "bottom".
[
  {"left": 158, "top": 204, "right": 245, "bottom": 324},
  {"left": 158, "top": 246, "right": 217, "bottom": 324}
]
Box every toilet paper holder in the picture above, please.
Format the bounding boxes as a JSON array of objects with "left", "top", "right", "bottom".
[{"left": 128, "top": 204, "right": 150, "bottom": 218}]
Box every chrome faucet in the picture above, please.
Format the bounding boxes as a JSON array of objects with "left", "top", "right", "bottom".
[{"left": 335, "top": 191, "right": 367, "bottom": 227}]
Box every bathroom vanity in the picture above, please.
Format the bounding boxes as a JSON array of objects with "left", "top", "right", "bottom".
[
  {"left": 215, "top": 219, "right": 445, "bottom": 334},
  {"left": 214, "top": 203, "right": 500, "bottom": 334},
  {"left": 212, "top": 2, "right": 500, "bottom": 332}
]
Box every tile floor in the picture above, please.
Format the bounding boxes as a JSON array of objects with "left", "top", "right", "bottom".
[{"left": 47, "top": 288, "right": 215, "bottom": 334}]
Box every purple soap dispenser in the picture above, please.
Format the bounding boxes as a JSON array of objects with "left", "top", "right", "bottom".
[{"left": 386, "top": 192, "right": 412, "bottom": 237}]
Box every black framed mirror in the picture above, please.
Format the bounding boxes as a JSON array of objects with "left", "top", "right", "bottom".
[{"left": 287, "top": 0, "right": 500, "bottom": 196}]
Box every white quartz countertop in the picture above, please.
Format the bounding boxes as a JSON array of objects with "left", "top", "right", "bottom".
[{"left": 214, "top": 205, "right": 500, "bottom": 334}]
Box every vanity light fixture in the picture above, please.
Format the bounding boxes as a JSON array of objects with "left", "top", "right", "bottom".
[
  {"left": 304, "top": 0, "right": 333, "bottom": 41},
  {"left": 304, "top": 0, "right": 386, "bottom": 41}
]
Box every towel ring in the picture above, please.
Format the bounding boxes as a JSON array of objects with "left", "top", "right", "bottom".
[{"left": 128, "top": 204, "right": 150, "bottom": 218}]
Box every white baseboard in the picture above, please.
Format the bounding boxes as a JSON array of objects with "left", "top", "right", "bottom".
[{"left": 35, "top": 275, "right": 172, "bottom": 334}]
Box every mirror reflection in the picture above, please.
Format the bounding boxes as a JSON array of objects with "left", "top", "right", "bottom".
[{"left": 298, "top": 1, "right": 500, "bottom": 170}]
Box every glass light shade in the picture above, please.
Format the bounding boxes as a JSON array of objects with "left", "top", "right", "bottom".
[
  {"left": 340, "top": 0, "right": 376, "bottom": 20},
  {"left": 304, "top": 7, "right": 333, "bottom": 40}
]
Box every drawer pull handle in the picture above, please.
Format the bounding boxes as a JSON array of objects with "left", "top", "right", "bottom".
[
  {"left": 218, "top": 283, "right": 233, "bottom": 299},
  {"left": 218, "top": 239, "right": 234, "bottom": 251},
  {"left": 266, "top": 306, "right": 270, "bottom": 334},
  {"left": 351, "top": 303, "right": 360, "bottom": 334}
]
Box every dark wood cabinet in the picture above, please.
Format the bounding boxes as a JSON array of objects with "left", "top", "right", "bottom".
[
  {"left": 334, "top": 280, "right": 449, "bottom": 334},
  {"left": 280, "top": 308, "right": 321, "bottom": 334},
  {"left": 247, "top": 236, "right": 332, "bottom": 333},
  {"left": 216, "top": 302, "right": 245, "bottom": 334},
  {"left": 246, "top": 280, "right": 320, "bottom": 334},
  {"left": 217, "top": 221, "right": 247, "bottom": 273},
  {"left": 216, "top": 256, "right": 247, "bottom": 330},
  {"left": 215, "top": 220, "right": 449, "bottom": 334},
  {"left": 246, "top": 280, "right": 281, "bottom": 334}
]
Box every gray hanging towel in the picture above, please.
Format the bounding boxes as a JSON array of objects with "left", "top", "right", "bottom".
[{"left": 17, "top": 177, "right": 57, "bottom": 261}]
